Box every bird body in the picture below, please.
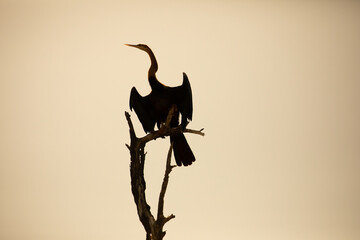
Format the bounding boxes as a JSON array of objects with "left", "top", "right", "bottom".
[{"left": 126, "top": 44, "right": 195, "bottom": 166}]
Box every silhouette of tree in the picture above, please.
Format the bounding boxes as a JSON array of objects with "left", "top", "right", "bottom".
[{"left": 125, "top": 105, "right": 204, "bottom": 240}]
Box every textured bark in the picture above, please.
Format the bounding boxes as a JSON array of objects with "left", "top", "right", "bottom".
[{"left": 125, "top": 105, "right": 204, "bottom": 239}]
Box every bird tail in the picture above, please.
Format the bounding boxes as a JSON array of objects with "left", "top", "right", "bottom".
[{"left": 170, "top": 133, "right": 195, "bottom": 166}]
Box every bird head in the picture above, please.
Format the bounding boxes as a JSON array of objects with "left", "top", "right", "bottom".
[{"left": 125, "top": 44, "right": 151, "bottom": 52}]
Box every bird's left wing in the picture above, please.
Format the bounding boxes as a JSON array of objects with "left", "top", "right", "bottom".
[{"left": 129, "top": 87, "right": 155, "bottom": 133}]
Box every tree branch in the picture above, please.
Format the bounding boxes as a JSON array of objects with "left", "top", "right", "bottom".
[
  {"left": 125, "top": 105, "right": 204, "bottom": 239},
  {"left": 157, "top": 142, "right": 176, "bottom": 221}
]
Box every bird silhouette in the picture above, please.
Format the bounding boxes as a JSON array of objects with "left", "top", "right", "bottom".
[{"left": 126, "top": 44, "right": 195, "bottom": 166}]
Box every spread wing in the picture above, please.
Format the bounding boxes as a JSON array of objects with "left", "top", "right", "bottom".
[
  {"left": 172, "top": 72, "right": 193, "bottom": 129},
  {"left": 129, "top": 87, "right": 155, "bottom": 133}
]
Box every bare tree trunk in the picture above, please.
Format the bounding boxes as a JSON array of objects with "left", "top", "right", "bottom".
[{"left": 125, "top": 106, "right": 204, "bottom": 239}]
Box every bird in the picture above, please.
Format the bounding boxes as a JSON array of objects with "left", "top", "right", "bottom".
[{"left": 126, "top": 44, "right": 195, "bottom": 166}]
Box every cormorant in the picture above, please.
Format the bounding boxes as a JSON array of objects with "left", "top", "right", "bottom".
[{"left": 126, "top": 44, "right": 195, "bottom": 166}]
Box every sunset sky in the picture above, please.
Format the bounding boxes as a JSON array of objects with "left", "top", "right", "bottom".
[{"left": 1, "top": 1, "right": 360, "bottom": 239}]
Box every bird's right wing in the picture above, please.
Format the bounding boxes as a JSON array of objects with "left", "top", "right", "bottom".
[
  {"left": 181, "top": 72, "right": 193, "bottom": 119},
  {"left": 176, "top": 72, "right": 193, "bottom": 129},
  {"left": 129, "top": 87, "right": 155, "bottom": 133}
]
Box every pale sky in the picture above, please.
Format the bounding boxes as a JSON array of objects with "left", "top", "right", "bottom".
[{"left": 1, "top": 1, "right": 360, "bottom": 240}]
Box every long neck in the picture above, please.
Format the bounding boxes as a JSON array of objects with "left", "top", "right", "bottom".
[
  {"left": 146, "top": 48, "right": 162, "bottom": 89},
  {"left": 147, "top": 48, "right": 158, "bottom": 78}
]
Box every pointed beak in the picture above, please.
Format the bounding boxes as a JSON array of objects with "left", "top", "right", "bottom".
[{"left": 125, "top": 44, "right": 137, "bottom": 48}]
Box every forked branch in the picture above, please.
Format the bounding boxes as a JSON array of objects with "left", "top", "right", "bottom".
[{"left": 125, "top": 105, "right": 204, "bottom": 240}]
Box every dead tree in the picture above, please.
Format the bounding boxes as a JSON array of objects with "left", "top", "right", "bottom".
[{"left": 125, "top": 105, "right": 204, "bottom": 240}]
